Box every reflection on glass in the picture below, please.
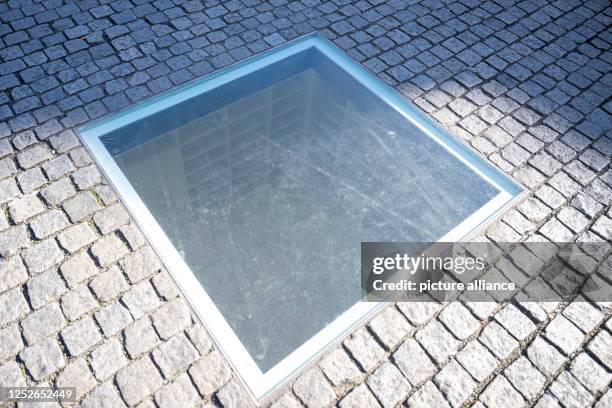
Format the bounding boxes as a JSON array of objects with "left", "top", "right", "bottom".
[{"left": 102, "top": 48, "right": 499, "bottom": 371}]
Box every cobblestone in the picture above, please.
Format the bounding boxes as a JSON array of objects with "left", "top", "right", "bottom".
[
  {"left": 116, "top": 357, "right": 163, "bottom": 406},
  {"left": 60, "top": 251, "right": 98, "bottom": 288},
  {"left": 89, "top": 338, "right": 127, "bottom": 380},
  {"left": 29, "top": 209, "right": 69, "bottom": 239},
  {"left": 55, "top": 358, "right": 97, "bottom": 401},
  {"left": 95, "top": 301, "right": 133, "bottom": 337},
  {"left": 60, "top": 284, "right": 97, "bottom": 321},
  {"left": 61, "top": 316, "right": 102, "bottom": 356},
  {"left": 19, "top": 338, "right": 65, "bottom": 380},
  {"left": 434, "top": 360, "right": 477, "bottom": 408}
]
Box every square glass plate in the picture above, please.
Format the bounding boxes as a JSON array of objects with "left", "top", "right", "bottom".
[{"left": 78, "top": 33, "right": 524, "bottom": 402}]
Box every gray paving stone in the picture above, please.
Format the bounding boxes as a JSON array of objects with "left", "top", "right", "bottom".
[
  {"left": 0, "top": 287, "right": 29, "bottom": 326},
  {"left": 586, "top": 330, "right": 612, "bottom": 369},
  {"left": 154, "top": 372, "right": 199, "bottom": 408},
  {"left": 118, "top": 246, "right": 161, "bottom": 283},
  {"left": 56, "top": 222, "right": 97, "bottom": 253},
  {"left": 494, "top": 303, "right": 536, "bottom": 341},
  {"left": 367, "top": 362, "right": 410, "bottom": 408},
  {"left": 89, "top": 338, "right": 128, "bottom": 380},
  {"left": 60, "top": 284, "right": 97, "bottom": 321},
  {"left": 40, "top": 177, "right": 76, "bottom": 206},
  {"left": 94, "top": 301, "right": 133, "bottom": 337},
  {"left": 19, "top": 338, "right": 65, "bottom": 380},
  {"left": 55, "top": 358, "right": 97, "bottom": 401},
  {"left": 89, "top": 265, "right": 128, "bottom": 302},
  {"left": 151, "top": 298, "right": 191, "bottom": 340},
  {"left": 369, "top": 306, "right": 413, "bottom": 349},
  {"left": 8, "top": 193, "right": 45, "bottom": 223},
  {"left": 71, "top": 164, "right": 102, "bottom": 190},
  {"left": 0, "top": 178, "right": 21, "bottom": 205},
  {"left": 26, "top": 268, "right": 67, "bottom": 310},
  {"left": 572, "top": 193, "right": 603, "bottom": 218},
  {"left": 397, "top": 301, "right": 441, "bottom": 326},
  {"left": 90, "top": 233, "right": 129, "bottom": 268},
  {"left": 62, "top": 191, "right": 101, "bottom": 222},
  {"left": 434, "top": 360, "right": 477, "bottom": 408},
  {"left": 152, "top": 333, "right": 198, "bottom": 378},
  {"left": 217, "top": 380, "right": 255, "bottom": 408},
  {"left": 82, "top": 382, "right": 127, "bottom": 408},
  {"left": 539, "top": 218, "right": 574, "bottom": 242},
  {"left": 16, "top": 143, "right": 52, "bottom": 169},
  {"left": 42, "top": 154, "right": 75, "bottom": 180},
  {"left": 16, "top": 167, "right": 47, "bottom": 194},
  {"left": 548, "top": 371, "right": 594, "bottom": 408},
  {"left": 0, "top": 225, "right": 30, "bottom": 258},
  {"left": 438, "top": 302, "right": 480, "bottom": 340},
  {"left": 61, "top": 316, "right": 102, "bottom": 356},
  {"left": 479, "top": 321, "right": 519, "bottom": 360},
  {"left": 189, "top": 350, "right": 231, "bottom": 397},
  {"left": 29, "top": 209, "right": 69, "bottom": 239},
  {"left": 151, "top": 271, "right": 179, "bottom": 300},
  {"left": 569, "top": 352, "right": 610, "bottom": 393},
  {"left": 0, "top": 256, "right": 28, "bottom": 293},
  {"left": 0, "top": 361, "right": 26, "bottom": 388},
  {"left": 0, "top": 323, "right": 23, "bottom": 361},
  {"left": 544, "top": 314, "right": 584, "bottom": 355},
  {"left": 122, "top": 280, "right": 161, "bottom": 320},
  {"left": 339, "top": 383, "right": 381, "bottom": 408},
  {"left": 22, "top": 238, "right": 64, "bottom": 277},
  {"left": 527, "top": 336, "right": 566, "bottom": 376},
  {"left": 116, "top": 357, "right": 163, "bottom": 406},
  {"left": 319, "top": 347, "right": 362, "bottom": 388},
  {"left": 124, "top": 317, "right": 160, "bottom": 359},
  {"left": 60, "top": 251, "right": 98, "bottom": 288},
  {"left": 504, "top": 356, "right": 546, "bottom": 400},
  {"left": 479, "top": 375, "right": 525, "bottom": 407},
  {"left": 393, "top": 338, "right": 436, "bottom": 386},
  {"left": 270, "top": 394, "right": 302, "bottom": 408},
  {"left": 416, "top": 320, "right": 460, "bottom": 364},
  {"left": 343, "top": 327, "right": 385, "bottom": 372},
  {"left": 456, "top": 341, "right": 498, "bottom": 382},
  {"left": 93, "top": 203, "right": 129, "bottom": 235}
]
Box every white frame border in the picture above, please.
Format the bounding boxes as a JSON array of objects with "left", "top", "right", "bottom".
[{"left": 77, "top": 33, "right": 526, "bottom": 404}]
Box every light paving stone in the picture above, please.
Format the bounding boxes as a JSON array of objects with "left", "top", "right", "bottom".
[
  {"left": 91, "top": 234, "right": 129, "bottom": 267},
  {"left": 121, "top": 280, "right": 161, "bottom": 319},
  {"left": 95, "top": 301, "right": 133, "bottom": 337},
  {"left": 319, "top": 347, "right": 362, "bottom": 387},
  {"left": 0, "top": 361, "right": 27, "bottom": 387},
  {"left": 71, "top": 164, "right": 102, "bottom": 190},
  {"left": 479, "top": 375, "right": 525, "bottom": 407},
  {"left": 217, "top": 380, "right": 256, "bottom": 408},
  {"left": 368, "top": 306, "right": 413, "bottom": 349},
  {"left": 494, "top": 303, "right": 537, "bottom": 341},
  {"left": 557, "top": 207, "right": 589, "bottom": 233},
  {"left": 366, "top": 362, "right": 410, "bottom": 408},
  {"left": 17, "top": 144, "right": 53, "bottom": 169},
  {"left": 19, "top": 338, "right": 66, "bottom": 380},
  {"left": 595, "top": 390, "right": 612, "bottom": 408},
  {"left": 119, "top": 223, "right": 146, "bottom": 250},
  {"left": 49, "top": 131, "right": 79, "bottom": 154},
  {"left": 407, "top": 381, "right": 450, "bottom": 408},
  {"left": 124, "top": 318, "right": 160, "bottom": 358},
  {"left": 17, "top": 168, "right": 47, "bottom": 194},
  {"left": 456, "top": 341, "right": 498, "bottom": 382},
  {"left": 60, "top": 252, "right": 98, "bottom": 288},
  {"left": 487, "top": 221, "right": 521, "bottom": 242},
  {"left": 22, "top": 239, "right": 65, "bottom": 277},
  {"left": 527, "top": 336, "right": 566, "bottom": 376},
  {"left": 343, "top": 327, "right": 385, "bottom": 372},
  {"left": 8, "top": 194, "right": 45, "bottom": 223},
  {"left": 543, "top": 314, "right": 583, "bottom": 355},
  {"left": 0, "top": 225, "right": 30, "bottom": 257},
  {"left": 571, "top": 192, "right": 602, "bottom": 218},
  {"left": 438, "top": 303, "right": 480, "bottom": 340},
  {"left": 152, "top": 333, "right": 199, "bottom": 378},
  {"left": 0, "top": 211, "right": 8, "bottom": 232},
  {"left": 56, "top": 223, "right": 97, "bottom": 253},
  {"left": 393, "top": 338, "right": 436, "bottom": 385},
  {"left": 0, "top": 256, "right": 28, "bottom": 292},
  {"left": 154, "top": 372, "right": 199, "bottom": 408},
  {"left": 55, "top": 358, "right": 97, "bottom": 401},
  {"left": 415, "top": 320, "right": 460, "bottom": 364},
  {"left": 0, "top": 287, "right": 30, "bottom": 326},
  {"left": 479, "top": 321, "right": 519, "bottom": 360},
  {"left": 29, "top": 210, "right": 69, "bottom": 239},
  {"left": 586, "top": 330, "right": 612, "bottom": 369},
  {"left": 40, "top": 178, "right": 76, "bottom": 206},
  {"left": 60, "top": 284, "right": 97, "bottom": 321},
  {"left": 433, "top": 360, "right": 477, "bottom": 408},
  {"left": 0, "top": 323, "right": 23, "bottom": 361},
  {"left": 504, "top": 356, "right": 546, "bottom": 400},
  {"left": 89, "top": 338, "right": 128, "bottom": 380},
  {"left": 293, "top": 369, "right": 338, "bottom": 408},
  {"left": 339, "top": 383, "right": 381, "bottom": 408},
  {"left": 42, "top": 154, "right": 75, "bottom": 180},
  {"left": 548, "top": 371, "right": 594, "bottom": 408},
  {"left": 116, "top": 358, "right": 163, "bottom": 406},
  {"left": 150, "top": 298, "right": 194, "bottom": 339},
  {"left": 89, "top": 265, "right": 129, "bottom": 302},
  {"left": 0, "top": 178, "right": 20, "bottom": 204},
  {"left": 21, "top": 302, "right": 66, "bottom": 345},
  {"left": 61, "top": 316, "right": 102, "bottom": 356},
  {"left": 82, "top": 382, "right": 127, "bottom": 408},
  {"left": 119, "top": 246, "right": 162, "bottom": 284},
  {"left": 95, "top": 185, "right": 117, "bottom": 206},
  {"left": 62, "top": 192, "right": 102, "bottom": 222},
  {"left": 569, "top": 352, "right": 610, "bottom": 393},
  {"left": 270, "top": 394, "right": 302, "bottom": 408},
  {"left": 539, "top": 218, "right": 574, "bottom": 242},
  {"left": 185, "top": 324, "right": 212, "bottom": 355},
  {"left": 93, "top": 203, "right": 130, "bottom": 235},
  {"left": 562, "top": 298, "right": 604, "bottom": 332},
  {"left": 152, "top": 271, "right": 179, "bottom": 300},
  {"left": 592, "top": 216, "right": 612, "bottom": 240},
  {"left": 397, "top": 300, "right": 441, "bottom": 325},
  {"left": 188, "top": 350, "right": 231, "bottom": 396}
]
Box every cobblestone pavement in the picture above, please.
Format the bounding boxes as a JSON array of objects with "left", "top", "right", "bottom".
[{"left": 0, "top": 0, "right": 611, "bottom": 407}]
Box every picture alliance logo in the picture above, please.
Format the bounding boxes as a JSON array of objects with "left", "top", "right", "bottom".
[{"left": 371, "top": 253, "right": 486, "bottom": 275}]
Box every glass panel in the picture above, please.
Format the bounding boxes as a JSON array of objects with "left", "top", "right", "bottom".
[{"left": 100, "top": 46, "right": 499, "bottom": 371}]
